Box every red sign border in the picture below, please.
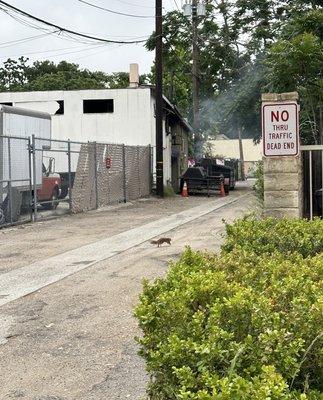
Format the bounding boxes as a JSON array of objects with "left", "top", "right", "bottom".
[{"left": 262, "top": 102, "right": 299, "bottom": 157}]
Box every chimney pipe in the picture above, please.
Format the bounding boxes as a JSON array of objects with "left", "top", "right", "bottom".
[{"left": 129, "top": 63, "right": 139, "bottom": 88}]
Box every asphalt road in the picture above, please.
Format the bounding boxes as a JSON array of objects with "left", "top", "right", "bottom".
[{"left": 0, "top": 185, "right": 256, "bottom": 400}]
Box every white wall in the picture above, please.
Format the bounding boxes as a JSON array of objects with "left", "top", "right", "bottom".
[
  {"left": 0, "top": 89, "right": 153, "bottom": 146},
  {"left": 0, "top": 89, "right": 173, "bottom": 183},
  {"left": 149, "top": 96, "right": 172, "bottom": 185}
]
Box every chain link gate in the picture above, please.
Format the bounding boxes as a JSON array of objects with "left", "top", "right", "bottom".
[
  {"left": 1, "top": 135, "right": 152, "bottom": 228},
  {"left": 0, "top": 135, "right": 33, "bottom": 227}
]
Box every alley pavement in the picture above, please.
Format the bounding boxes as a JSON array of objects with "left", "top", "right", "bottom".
[{"left": 0, "top": 182, "right": 256, "bottom": 400}]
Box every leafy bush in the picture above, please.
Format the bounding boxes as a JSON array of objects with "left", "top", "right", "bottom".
[
  {"left": 135, "top": 218, "right": 323, "bottom": 399},
  {"left": 253, "top": 161, "right": 264, "bottom": 204},
  {"left": 222, "top": 217, "right": 323, "bottom": 258}
]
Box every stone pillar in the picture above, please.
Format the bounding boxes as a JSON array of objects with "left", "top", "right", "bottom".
[
  {"left": 262, "top": 92, "right": 303, "bottom": 218},
  {"left": 263, "top": 156, "right": 302, "bottom": 218}
]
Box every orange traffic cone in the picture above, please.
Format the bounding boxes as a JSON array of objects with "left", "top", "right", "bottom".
[
  {"left": 220, "top": 182, "right": 226, "bottom": 197},
  {"left": 181, "top": 181, "right": 188, "bottom": 197}
]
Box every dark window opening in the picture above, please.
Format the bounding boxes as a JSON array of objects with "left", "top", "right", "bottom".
[
  {"left": 55, "top": 100, "right": 64, "bottom": 115},
  {"left": 83, "top": 99, "right": 114, "bottom": 114},
  {"left": 0, "top": 102, "right": 13, "bottom": 106}
]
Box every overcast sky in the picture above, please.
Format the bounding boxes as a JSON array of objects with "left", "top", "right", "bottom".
[{"left": 0, "top": 0, "right": 179, "bottom": 74}]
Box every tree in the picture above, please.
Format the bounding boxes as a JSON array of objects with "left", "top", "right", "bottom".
[
  {"left": 264, "top": 8, "right": 323, "bottom": 144},
  {"left": 0, "top": 58, "right": 149, "bottom": 92},
  {"left": 147, "top": 4, "right": 247, "bottom": 124},
  {"left": 0, "top": 57, "right": 29, "bottom": 91}
]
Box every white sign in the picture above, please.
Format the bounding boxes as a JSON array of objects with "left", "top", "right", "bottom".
[{"left": 262, "top": 101, "right": 299, "bottom": 157}]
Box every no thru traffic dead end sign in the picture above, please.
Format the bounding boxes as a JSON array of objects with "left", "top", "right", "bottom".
[{"left": 262, "top": 101, "right": 299, "bottom": 157}]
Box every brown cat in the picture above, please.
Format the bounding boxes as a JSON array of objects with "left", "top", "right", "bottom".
[{"left": 150, "top": 237, "right": 172, "bottom": 247}]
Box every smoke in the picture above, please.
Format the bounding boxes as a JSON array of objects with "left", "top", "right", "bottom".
[{"left": 200, "top": 61, "right": 266, "bottom": 142}]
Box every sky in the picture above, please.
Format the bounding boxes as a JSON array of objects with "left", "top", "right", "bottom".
[{"left": 0, "top": 0, "right": 180, "bottom": 74}]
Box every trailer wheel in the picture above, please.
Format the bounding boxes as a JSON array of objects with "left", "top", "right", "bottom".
[
  {"left": 59, "top": 187, "right": 68, "bottom": 200},
  {"left": 43, "top": 188, "right": 59, "bottom": 210}
]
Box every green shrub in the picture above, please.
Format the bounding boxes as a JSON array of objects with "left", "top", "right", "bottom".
[
  {"left": 222, "top": 217, "right": 323, "bottom": 258},
  {"left": 253, "top": 161, "right": 264, "bottom": 204},
  {"left": 135, "top": 218, "right": 323, "bottom": 399},
  {"left": 164, "top": 184, "right": 176, "bottom": 197}
]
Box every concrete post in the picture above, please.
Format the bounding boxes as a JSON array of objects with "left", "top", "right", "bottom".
[{"left": 262, "top": 92, "right": 303, "bottom": 218}]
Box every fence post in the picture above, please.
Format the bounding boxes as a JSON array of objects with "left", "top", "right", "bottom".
[
  {"left": 31, "top": 134, "right": 38, "bottom": 222},
  {"left": 28, "top": 137, "right": 33, "bottom": 222},
  {"left": 67, "top": 139, "right": 72, "bottom": 212},
  {"left": 122, "top": 144, "right": 127, "bottom": 203},
  {"left": 137, "top": 146, "right": 141, "bottom": 198},
  {"left": 150, "top": 145, "right": 153, "bottom": 193},
  {"left": 322, "top": 151, "right": 323, "bottom": 216},
  {"left": 309, "top": 150, "right": 313, "bottom": 220},
  {"left": 93, "top": 142, "right": 99, "bottom": 209},
  {"left": 7, "top": 137, "right": 13, "bottom": 224}
]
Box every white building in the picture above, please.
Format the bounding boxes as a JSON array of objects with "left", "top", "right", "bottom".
[
  {"left": 208, "top": 138, "right": 262, "bottom": 177},
  {"left": 0, "top": 73, "right": 191, "bottom": 188}
]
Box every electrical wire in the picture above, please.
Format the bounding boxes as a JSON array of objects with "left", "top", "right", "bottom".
[
  {"left": 0, "top": 32, "right": 54, "bottom": 48},
  {"left": 76, "top": 0, "right": 155, "bottom": 18},
  {"left": 112, "top": 0, "right": 156, "bottom": 9},
  {"left": 71, "top": 43, "right": 124, "bottom": 61},
  {"left": 0, "top": 43, "right": 103, "bottom": 59},
  {"left": 173, "top": 0, "right": 180, "bottom": 11},
  {"left": 0, "top": 1, "right": 154, "bottom": 44}
]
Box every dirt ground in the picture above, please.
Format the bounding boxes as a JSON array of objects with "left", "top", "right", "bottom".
[
  {"left": 0, "top": 183, "right": 256, "bottom": 400},
  {"left": 0, "top": 182, "right": 252, "bottom": 274}
]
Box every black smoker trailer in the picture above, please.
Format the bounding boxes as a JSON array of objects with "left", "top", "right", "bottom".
[
  {"left": 197, "top": 158, "right": 236, "bottom": 192},
  {"left": 180, "top": 166, "right": 225, "bottom": 196}
]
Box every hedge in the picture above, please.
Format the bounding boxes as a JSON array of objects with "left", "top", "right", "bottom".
[
  {"left": 222, "top": 217, "right": 323, "bottom": 258},
  {"left": 135, "top": 218, "right": 323, "bottom": 399}
]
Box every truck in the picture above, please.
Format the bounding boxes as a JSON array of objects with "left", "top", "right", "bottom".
[{"left": 0, "top": 105, "right": 61, "bottom": 225}]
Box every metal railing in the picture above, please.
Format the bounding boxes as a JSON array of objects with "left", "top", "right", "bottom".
[{"left": 301, "top": 145, "right": 323, "bottom": 220}]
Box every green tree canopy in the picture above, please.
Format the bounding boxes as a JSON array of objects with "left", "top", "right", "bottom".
[
  {"left": 146, "top": 0, "right": 322, "bottom": 145},
  {"left": 265, "top": 9, "right": 323, "bottom": 144},
  {"left": 0, "top": 58, "right": 148, "bottom": 92}
]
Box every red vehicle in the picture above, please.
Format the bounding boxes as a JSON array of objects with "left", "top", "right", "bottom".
[
  {"left": 38, "top": 161, "right": 61, "bottom": 210},
  {"left": 21, "top": 158, "right": 61, "bottom": 213}
]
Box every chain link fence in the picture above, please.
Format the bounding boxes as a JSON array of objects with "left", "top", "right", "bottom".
[{"left": 0, "top": 135, "right": 151, "bottom": 227}]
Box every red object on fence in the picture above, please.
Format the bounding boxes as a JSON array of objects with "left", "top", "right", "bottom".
[{"left": 105, "top": 157, "right": 112, "bottom": 169}]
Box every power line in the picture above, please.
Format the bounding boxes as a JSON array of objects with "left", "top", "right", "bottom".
[
  {"left": 0, "top": 32, "right": 53, "bottom": 48},
  {"left": 173, "top": 0, "right": 180, "bottom": 11},
  {"left": 84, "top": 0, "right": 157, "bottom": 10},
  {"left": 0, "top": 1, "right": 152, "bottom": 44},
  {"left": 0, "top": 43, "right": 103, "bottom": 58},
  {"left": 76, "top": 0, "right": 155, "bottom": 18}
]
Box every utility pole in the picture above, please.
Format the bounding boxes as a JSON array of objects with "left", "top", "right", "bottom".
[
  {"left": 182, "top": 0, "right": 205, "bottom": 161},
  {"left": 155, "top": 0, "right": 164, "bottom": 197},
  {"left": 238, "top": 127, "right": 245, "bottom": 181},
  {"left": 192, "top": 0, "right": 201, "bottom": 160}
]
